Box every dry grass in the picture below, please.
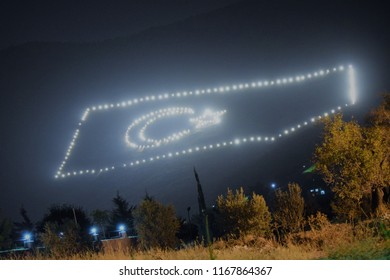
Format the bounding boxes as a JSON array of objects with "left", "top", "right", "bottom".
[{"left": 8, "top": 219, "right": 390, "bottom": 260}]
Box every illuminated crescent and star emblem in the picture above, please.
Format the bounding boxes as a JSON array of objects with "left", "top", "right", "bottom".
[
  {"left": 125, "top": 108, "right": 227, "bottom": 151},
  {"left": 54, "top": 64, "right": 357, "bottom": 179}
]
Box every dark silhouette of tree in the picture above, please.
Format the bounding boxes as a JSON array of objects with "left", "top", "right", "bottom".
[
  {"left": 0, "top": 210, "right": 13, "bottom": 250},
  {"left": 110, "top": 192, "right": 135, "bottom": 236},
  {"left": 38, "top": 204, "right": 90, "bottom": 232},
  {"left": 176, "top": 217, "right": 198, "bottom": 244},
  {"left": 37, "top": 204, "right": 92, "bottom": 257},
  {"left": 194, "top": 168, "right": 212, "bottom": 246},
  {"left": 91, "top": 209, "right": 110, "bottom": 239},
  {"left": 14, "top": 206, "right": 34, "bottom": 236}
]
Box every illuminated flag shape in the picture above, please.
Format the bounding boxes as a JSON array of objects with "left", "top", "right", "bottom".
[{"left": 55, "top": 65, "right": 357, "bottom": 179}]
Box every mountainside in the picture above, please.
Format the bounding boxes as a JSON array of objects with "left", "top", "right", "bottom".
[{"left": 0, "top": 0, "right": 389, "bottom": 220}]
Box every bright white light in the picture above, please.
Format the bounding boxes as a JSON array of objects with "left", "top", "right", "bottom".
[
  {"left": 348, "top": 65, "right": 357, "bottom": 104},
  {"left": 118, "top": 224, "right": 126, "bottom": 232},
  {"left": 90, "top": 227, "right": 98, "bottom": 235},
  {"left": 23, "top": 233, "right": 32, "bottom": 241}
]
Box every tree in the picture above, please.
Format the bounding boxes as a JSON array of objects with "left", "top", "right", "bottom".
[
  {"left": 38, "top": 204, "right": 91, "bottom": 233},
  {"left": 14, "top": 206, "right": 34, "bottom": 236},
  {"left": 110, "top": 192, "right": 135, "bottom": 235},
  {"left": 40, "top": 221, "right": 88, "bottom": 258},
  {"left": 0, "top": 211, "right": 13, "bottom": 250},
  {"left": 38, "top": 204, "right": 92, "bottom": 257},
  {"left": 216, "top": 187, "right": 271, "bottom": 238},
  {"left": 274, "top": 183, "right": 305, "bottom": 234},
  {"left": 366, "top": 94, "right": 390, "bottom": 209},
  {"left": 91, "top": 209, "right": 110, "bottom": 238},
  {"left": 314, "top": 104, "right": 390, "bottom": 219},
  {"left": 133, "top": 195, "right": 180, "bottom": 249}
]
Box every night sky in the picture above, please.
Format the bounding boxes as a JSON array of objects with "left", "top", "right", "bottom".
[{"left": 0, "top": 0, "right": 389, "bottom": 222}]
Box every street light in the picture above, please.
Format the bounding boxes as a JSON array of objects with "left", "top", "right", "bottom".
[
  {"left": 90, "top": 227, "right": 98, "bottom": 235},
  {"left": 118, "top": 224, "right": 126, "bottom": 238},
  {"left": 23, "top": 233, "right": 31, "bottom": 241},
  {"left": 23, "top": 232, "right": 33, "bottom": 249},
  {"left": 90, "top": 226, "right": 98, "bottom": 241}
]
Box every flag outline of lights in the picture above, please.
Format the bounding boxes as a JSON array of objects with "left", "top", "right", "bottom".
[{"left": 55, "top": 65, "right": 356, "bottom": 179}]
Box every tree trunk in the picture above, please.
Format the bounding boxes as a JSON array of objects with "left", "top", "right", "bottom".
[{"left": 372, "top": 187, "right": 385, "bottom": 216}]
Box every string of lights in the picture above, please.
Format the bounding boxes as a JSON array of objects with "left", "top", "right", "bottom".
[
  {"left": 55, "top": 65, "right": 356, "bottom": 179},
  {"left": 125, "top": 107, "right": 227, "bottom": 150}
]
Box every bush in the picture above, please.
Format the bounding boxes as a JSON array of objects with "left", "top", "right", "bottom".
[
  {"left": 133, "top": 197, "right": 180, "bottom": 250},
  {"left": 217, "top": 187, "right": 271, "bottom": 238},
  {"left": 307, "top": 212, "right": 330, "bottom": 231},
  {"left": 40, "top": 221, "right": 91, "bottom": 258},
  {"left": 274, "top": 183, "right": 305, "bottom": 235}
]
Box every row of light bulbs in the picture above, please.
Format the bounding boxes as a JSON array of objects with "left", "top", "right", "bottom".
[{"left": 55, "top": 65, "right": 354, "bottom": 179}]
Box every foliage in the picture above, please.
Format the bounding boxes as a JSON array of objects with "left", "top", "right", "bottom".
[
  {"left": 38, "top": 204, "right": 91, "bottom": 233},
  {"left": 274, "top": 183, "right": 305, "bottom": 234},
  {"left": 110, "top": 192, "right": 135, "bottom": 235},
  {"left": 314, "top": 108, "right": 390, "bottom": 219},
  {"left": 0, "top": 213, "right": 13, "bottom": 250},
  {"left": 216, "top": 187, "right": 271, "bottom": 238},
  {"left": 14, "top": 206, "right": 34, "bottom": 233},
  {"left": 13, "top": 206, "right": 35, "bottom": 245},
  {"left": 379, "top": 223, "right": 390, "bottom": 240},
  {"left": 307, "top": 212, "right": 330, "bottom": 231},
  {"left": 40, "top": 221, "right": 91, "bottom": 258},
  {"left": 91, "top": 209, "right": 110, "bottom": 238},
  {"left": 133, "top": 196, "right": 180, "bottom": 249},
  {"left": 176, "top": 217, "right": 198, "bottom": 243},
  {"left": 327, "top": 238, "right": 390, "bottom": 260},
  {"left": 367, "top": 94, "right": 390, "bottom": 128}
]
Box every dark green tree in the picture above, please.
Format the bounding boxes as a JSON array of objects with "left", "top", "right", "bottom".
[
  {"left": 0, "top": 211, "right": 13, "bottom": 250},
  {"left": 91, "top": 209, "right": 110, "bottom": 238},
  {"left": 14, "top": 206, "right": 34, "bottom": 236},
  {"left": 38, "top": 204, "right": 91, "bottom": 232},
  {"left": 110, "top": 192, "right": 135, "bottom": 235}
]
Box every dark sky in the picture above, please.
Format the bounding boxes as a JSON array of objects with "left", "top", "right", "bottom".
[
  {"left": 0, "top": 0, "right": 239, "bottom": 50},
  {"left": 0, "top": 0, "right": 389, "bottom": 224}
]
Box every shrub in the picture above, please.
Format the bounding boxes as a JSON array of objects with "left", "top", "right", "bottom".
[
  {"left": 133, "top": 197, "right": 180, "bottom": 250},
  {"left": 217, "top": 187, "right": 271, "bottom": 238}
]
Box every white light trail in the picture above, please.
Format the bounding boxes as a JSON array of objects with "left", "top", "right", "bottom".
[
  {"left": 348, "top": 65, "right": 357, "bottom": 104},
  {"left": 54, "top": 64, "right": 357, "bottom": 179}
]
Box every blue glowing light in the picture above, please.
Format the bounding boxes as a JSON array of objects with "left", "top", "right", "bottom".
[
  {"left": 23, "top": 233, "right": 32, "bottom": 241},
  {"left": 118, "top": 224, "right": 126, "bottom": 232},
  {"left": 90, "top": 227, "right": 98, "bottom": 235}
]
